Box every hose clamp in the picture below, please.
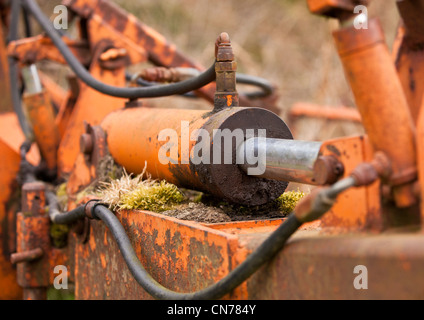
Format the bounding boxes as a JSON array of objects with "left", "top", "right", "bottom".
[{"left": 84, "top": 199, "right": 103, "bottom": 220}]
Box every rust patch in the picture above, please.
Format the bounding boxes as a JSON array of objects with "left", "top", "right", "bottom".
[{"left": 326, "top": 144, "right": 342, "bottom": 157}]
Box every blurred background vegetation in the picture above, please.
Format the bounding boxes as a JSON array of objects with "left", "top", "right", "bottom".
[{"left": 35, "top": 0, "right": 400, "bottom": 141}]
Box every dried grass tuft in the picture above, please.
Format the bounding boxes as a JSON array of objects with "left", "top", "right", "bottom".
[{"left": 97, "top": 165, "right": 184, "bottom": 212}]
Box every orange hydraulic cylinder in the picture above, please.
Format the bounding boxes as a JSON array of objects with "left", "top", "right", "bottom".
[
  {"left": 333, "top": 18, "right": 417, "bottom": 208},
  {"left": 22, "top": 90, "right": 60, "bottom": 171},
  {"left": 100, "top": 106, "right": 292, "bottom": 205},
  {"left": 102, "top": 107, "right": 208, "bottom": 188}
]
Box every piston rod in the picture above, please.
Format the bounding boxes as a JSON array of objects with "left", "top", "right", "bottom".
[{"left": 237, "top": 137, "right": 324, "bottom": 185}]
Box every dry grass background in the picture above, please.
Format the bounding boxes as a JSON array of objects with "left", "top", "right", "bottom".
[
  {"left": 114, "top": 0, "right": 399, "bottom": 141},
  {"left": 37, "top": 0, "right": 399, "bottom": 141}
]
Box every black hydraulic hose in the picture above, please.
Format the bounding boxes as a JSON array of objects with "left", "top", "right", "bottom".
[
  {"left": 89, "top": 177, "right": 358, "bottom": 300},
  {"left": 8, "top": 0, "right": 32, "bottom": 139},
  {"left": 236, "top": 73, "right": 274, "bottom": 99},
  {"left": 9, "top": 62, "right": 32, "bottom": 137},
  {"left": 124, "top": 72, "right": 197, "bottom": 99},
  {"left": 18, "top": 141, "right": 36, "bottom": 184},
  {"left": 49, "top": 176, "right": 357, "bottom": 299},
  {"left": 22, "top": 4, "right": 32, "bottom": 37},
  {"left": 22, "top": 0, "right": 217, "bottom": 99},
  {"left": 126, "top": 72, "right": 275, "bottom": 99},
  {"left": 92, "top": 204, "right": 302, "bottom": 300},
  {"left": 53, "top": 205, "right": 85, "bottom": 225},
  {"left": 7, "top": 0, "right": 20, "bottom": 44},
  {"left": 46, "top": 190, "right": 86, "bottom": 225}
]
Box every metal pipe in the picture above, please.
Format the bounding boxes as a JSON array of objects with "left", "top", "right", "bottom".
[
  {"left": 21, "top": 64, "right": 43, "bottom": 95},
  {"left": 333, "top": 18, "right": 417, "bottom": 207},
  {"left": 237, "top": 137, "right": 322, "bottom": 185},
  {"left": 10, "top": 248, "right": 43, "bottom": 265}
]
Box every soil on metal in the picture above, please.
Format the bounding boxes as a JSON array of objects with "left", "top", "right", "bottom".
[
  {"left": 161, "top": 193, "right": 285, "bottom": 224},
  {"left": 161, "top": 202, "right": 231, "bottom": 223}
]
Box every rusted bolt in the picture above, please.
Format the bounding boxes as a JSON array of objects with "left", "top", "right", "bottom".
[
  {"left": 218, "top": 32, "right": 230, "bottom": 43},
  {"left": 313, "top": 155, "right": 344, "bottom": 185},
  {"left": 136, "top": 67, "right": 181, "bottom": 83},
  {"left": 347, "top": 153, "right": 394, "bottom": 188},
  {"left": 99, "top": 48, "right": 128, "bottom": 61},
  {"left": 350, "top": 162, "right": 379, "bottom": 187},
  {"left": 215, "top": 32, "right": 234, "bottom": 62},
  {"left": 11, "top": 247, "right": 43, "bottom": 264},
  {"left": 131, "top": 67, "right": 200, "bottom": 87},
  {"left": 214, "top": 32, "right": 238, "bottom": 110},
  {"left": 80, "top": 133, "right": 93, "bottom": 155}
]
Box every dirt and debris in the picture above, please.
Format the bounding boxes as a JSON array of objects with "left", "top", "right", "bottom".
[
  {"left": 94, "top": 164, "right": 306, "bottom": 224},
  {"left": 161, "top": 202, "right": 231, "bottom": 223},
  {"left": 160, "top": 192, "right": 301, "bottom": 224}
]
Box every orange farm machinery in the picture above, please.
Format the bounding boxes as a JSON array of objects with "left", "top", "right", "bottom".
[{"left": 1, "top": 0, "right": 424, "bottom": 300}]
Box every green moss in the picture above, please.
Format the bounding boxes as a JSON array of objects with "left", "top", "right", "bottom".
[
  {"left": 56, "top": 183, "right": 67, "bottom": 197},
  {"left": 119, "top": 180, "right": 184, "bottom": 212},
  {"left": 47, "top": 286, "right": 74, "bottom": 300},
  {"left": 276, "top": 190, "right": 306, "bottom": 214},
  {"left": 50, "top": 223, "right": 69, "bottom": 248},
  {"left": 55, "top": 182, "right": 68, "bottom": 211},
  {"left": 98, "top": 170, "right": 185, "bottom": 213}
]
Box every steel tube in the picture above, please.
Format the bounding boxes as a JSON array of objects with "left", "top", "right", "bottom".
[
  {"left": 21, "top": 65, "right": 42, "bottom": 95},
  {"left": 238, "top": 138, "right": 322, "bottom": 185}
]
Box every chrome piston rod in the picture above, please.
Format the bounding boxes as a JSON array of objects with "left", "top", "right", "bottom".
[{"left": 237, "top": 137, "right": 324, "bottom": 185}]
